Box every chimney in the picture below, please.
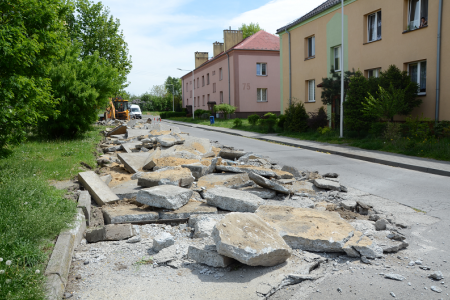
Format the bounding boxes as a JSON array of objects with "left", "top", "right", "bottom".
[
  {"left": 213, "top": 42, "right": 224, "bottom": 57},
  {"left": 195, "top": 52, "right": 208, "bottom": 68},
  {"left": 223, "top": 28, "right": 244, "bottom": 52}
]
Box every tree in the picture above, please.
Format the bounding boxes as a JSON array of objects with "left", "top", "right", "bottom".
[
  {"left": 213, "top": 104, "right": 237, "bottom": 119},
  {"left": 0, "top": 0, "right": 68, "bottom": 149},
  {"left": 164, "top": 76, "right": 182, "bottom": 111},
  {"left": 320, "top": 68, "right": 356, "bottom": 106},
  {"left": 238, "top": 22, "right": 263, "bottom": 38},
  {"left": 283, "top": 100, "right": 309, "bottom": 132},
  {"left": 66, "top": 0, "right": 132, "bottom": 92},
  {"left": 362, "top": 84, "right": 409, "bottom": 122},
  {"left": 39, "top": 43, "right": 121, "bottom": 137}
]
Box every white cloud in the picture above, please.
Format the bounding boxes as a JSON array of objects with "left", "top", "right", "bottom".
[{"left": 229, "top": 0, "right": 324, "bottom": 34}]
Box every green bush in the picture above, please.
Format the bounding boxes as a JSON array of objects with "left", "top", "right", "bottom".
[
  {"left": 284, "top": 100, "right": 309, "bottom": 132},
  {"left": 384, "top": 122, "right": 402, "bottom": 141},
  {"left": 317, "top": 127, "right": 332, "bottom": 135},
  {"left": 369, "top": 122, "right": 387, "bottom": 137},
  {"left": 259, "top": 113, "right": 278, "bottom": 132},
  {"left": 308, "top": 106, "right": 328, "bottom": 130},
  {"left": 213, "top": 104, "right": 237, "bottom": 119},
  {"left": 404, "top": 115, "right": 431, "bottom": 140},
  {"left": 277, "top": 114, "right": 286, "bottom": 129},
  {"left": 160, "top": 111, "right": 185, "bottom": 118},
  {"left": 194, "top": 109, "right": 210, "bottom": 117},
  {"left": 233, "top": 118, "right": 243, "bottom": 127},
  {"left": 248, "top": 114, "right": 260, "bottom": 125},
  {"left": 434, "top": 121, "right": 450, "bottom": 138}
]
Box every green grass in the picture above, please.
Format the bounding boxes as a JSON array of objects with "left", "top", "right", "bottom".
[
  {"left": 168, "top": 117, "right": 450, "bottom": 161},
  {"left": 0, "top": 126, "right": 105, "bottom": 299},
  {"left": 142, "top": 111, "right": 163, "bottom": 116}
]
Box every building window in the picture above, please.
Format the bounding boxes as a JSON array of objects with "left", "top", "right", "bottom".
[
  {"left": 207, "top": 73, "right": 210, "bottom": 85},
  {"left": 308, "top": 80, "right": 315, "bottom": 102},
  {"left": 220, "top": 91, "right": 223, "bottom": 103},
  {"left": 213, "top": 83, "right": 216, "bottom": 93},
  {"left": 333, "top": 46, "right": 341, "bottom": 72},
  {"left": 408, "top": 0, "right": 428, "bottom": 30},
  {"left": 219, "top": 68, "right": 223, "bottom": 80},
  {"left": 186, "top": 83, "right": 188, "bottom": 91},
  {"left": 408, "top": 61, "right": 427, "bottom": 94},
  {"left": 202, "top": 76, "right": 205, "bottom": 86},
  {"left": 203, "top": 95, "right": 205, "bottom": 106},
  {"left": 256, "top": 63, "right": 267, "bottom": 76},
  {"left": 197, "top": 78, "right": 199, "bottom": 88},
  {"left": 257, "top": 88, "right": 267, "bottom": 102},
  {"left": 367, "top": 68, "right": 380, "bottom": 78},
  {"left": 368, "top": 11, "right": 382, "bottom": 42},
  {"left": 207, "top": 94, "right": 210, "bottom": 103},
  {"left": 307, "top": 36, "right": 315, "bottom": 57},
  {"left": 212, "top": 70, "right": 215, "bottom": 76},
  {"left": 193, "top": 79, "right": 195, "bottom": 89},
  {"left": 190, "top": 90, "right": 192, "bottom": 98}
]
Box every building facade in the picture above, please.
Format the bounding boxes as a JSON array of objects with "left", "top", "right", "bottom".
[
  {"left": 181, "top": 30, "right": 280, "bottom": 118},
  {"left": 277, "top": 0, "right": 449, "bottom": 121}
]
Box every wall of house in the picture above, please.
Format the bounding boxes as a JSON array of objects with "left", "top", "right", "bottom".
[{"left": 280, "top": 0, "right": 450, "bottom": 121}]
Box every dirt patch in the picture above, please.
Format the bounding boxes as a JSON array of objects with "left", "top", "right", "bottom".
[
  {"left": 191, "top": 142, "right": 206, "bottom": 154},
  {"left": 150, "top": 130, "right": 171, "bottom": 135},
  {"left": 155, "top": 157, "right": 199, "bottom": 168},
  {"left": 212, "top": 146, "right": 221, "bottom": 157},
  {"left": 99, "top": 163, "right": 133, "bottom": 187},
  {"left": 200, "top": 158, "right": 213, "bottom": 166},
  {"left": 335, "top": 207, "right": 369, "bottom": 221}
]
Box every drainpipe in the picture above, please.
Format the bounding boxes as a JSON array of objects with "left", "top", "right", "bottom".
[
  {"left": 435, "top": 0, "right": 443, "bottom": 123},
  {"left": 285, "top": 29, "right": 292, "bottom": 105},
  {"left": 226, "top": 53, "right": 231, "bottom": 105}
]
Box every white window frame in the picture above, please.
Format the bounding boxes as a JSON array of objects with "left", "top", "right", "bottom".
[
  {"left": 408, "top": 0, "right": 428, "bottom": 30},
  {"left": 367, "top": 11, "right": 382, "bottom": 42},
  {"left": 256, "top": 63, "right": 267, "bottom": 76},
  {"left": 333, "top": 46, "right": 341, "bottom": 72},
  {"left": 219, "top": 68, "right": 223, "bottom": 80},
  {"left": 367, "top": 68, "right": 380, "bottom": 78},
  {"left": 307, "top": 36, "right": 315, "bottom": 57},
  {"left": 308, "top": 80, "right": 315, "bottom": 102},
  {"left": 408, "top": 60, "right": 427, "bottom": 95},
  {"left": 257, "top": 88, "right": 268, "bottom": 102}
]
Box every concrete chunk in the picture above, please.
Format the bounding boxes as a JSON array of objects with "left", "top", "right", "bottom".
[
  {"left": 158, "top": 201, "right": 217, "bottom": 220},
  {"left": 156, "top": 135, "right": 177, "bottom": 147},
  {"left": 118, "top": 152, "right": 150, "bottom": 174},
  {"left": 188, "top": 245, "right": 235, "bottom": 268},
  {"left": 143, "top": 147, "right": 161, "bottom": 170},
  {"left": 219, "top": 149, "right": 246, "bottom": 160},
  {"left": 249, "top": 172, "right": 290, "bottom": 194},
  {"left": 136, "top": 185, "right": 193, "bottom": 210},
  {"left": 77, "top": 191, "right": 91, "bottom": 226},
  {"left": 127, "top": 129, "right": 150, "bottom": 138},
  {"left": 85, "top": 226, "right": 106, "bottom": 243},
  {"left": 240, "top": 187, "right": 277, "bottom": 199},
  {"left": 313, "top": 178, "right": 341, "bottom": 191},
  {"left": 197, "top": 173, "right": 250, "bottom": 189},
  {"left": 106, "top": 124, "right": 127, "bottom": 136},
  {"left": 100, "top": 174, "right": 112, "bottom": 186},
  {"left": 104, "top": 224, "right": 135, "bottom": 241},
  {"left": 136, "top": 166, "right": 194, "bottom": 188},
  {"left": 103, "top": 205, "right": 159, "bottom": 224},
  {"left": 204, "top": 186, "right": 264, "bottom": 213},
  {"left": 78, "top": 171, "right": 120, "bottom": 206},
  {"left": 111, "top": 179, "right": 144, "bottom": 200},
  {"left": 153, "top": 232, "right": 175, "bottom": 252}
]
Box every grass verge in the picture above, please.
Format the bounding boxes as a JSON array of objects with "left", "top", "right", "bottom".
[
  {"left": 0, "top": 126, "right": 105, "bottom": 299},
  {"left": 167, "top": 117, "right": 450, "bottom": 161}
]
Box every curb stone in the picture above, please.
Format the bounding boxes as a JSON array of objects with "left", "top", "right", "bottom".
[{"left": 45, "top": 208, "right": 86, "bottom": 300}]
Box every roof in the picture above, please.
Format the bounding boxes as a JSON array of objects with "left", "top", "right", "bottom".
[
  {"left": 276, "top": 0, "right": 341, "bottom": 34},
  {"left": 181, "top": 30, "right": 279, "bottom": 79}
]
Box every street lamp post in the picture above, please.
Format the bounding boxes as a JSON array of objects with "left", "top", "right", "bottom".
[
  {"left": 340, "top": 0, "right": 344, "bottom": 138},
  {"left": 166, "top": 83, "right": 174, "bottom": 112},
  {"left": 177, "top": 68, "right": 195, "bottom": 120}
]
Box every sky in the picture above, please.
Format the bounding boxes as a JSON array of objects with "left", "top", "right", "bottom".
[{"left": 100, "top": 0, "right": 325, "bottom": 96}]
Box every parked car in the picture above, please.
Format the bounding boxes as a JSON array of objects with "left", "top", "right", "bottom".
[{"left": 129, "top": 104, "right": 142, "bottom": 119}]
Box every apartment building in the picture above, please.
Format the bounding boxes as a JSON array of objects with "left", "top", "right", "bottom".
[
  {"left": 181, "top": 29, "right": 280, "bottom": 118},
  {"left": 277, "top": 0, "right": 449, "bottom": 121}
]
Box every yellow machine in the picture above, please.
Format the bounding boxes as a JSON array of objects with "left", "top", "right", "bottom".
[{"left": 104, "top": 98, "right": 130, "bottom": 121}]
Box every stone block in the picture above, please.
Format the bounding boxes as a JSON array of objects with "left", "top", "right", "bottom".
[
  {"left": 103, "top": 205, "right": 159, "bottom": 224},
  {"left": 204, "top": 186, "right": 264, "bottom": 213},
  {"left": 153, "top": 232, "right": 175, "bottom": 252},
  {"left": 106, "top": 124, "right": 127, "bottom": 137},
  {"left": 136, "top": 166, "right": 194, "bottom": 188},
  {"left": 100, "top": 174, "right": 112, "bottom": 186},
  {"left": 111, "top": 179, "right": 145, "bottom": 200},
  {"left": 143, "top": 147, "right": 161, "bottom": 170},
  {"left": 77, "top": 191, "right": 91, "bottom": 226},
  {"left": 104, "top": 224, "right": 135, "bottom": 241},
  {"left": 313, "top": 179, "right": 341, "bottom": 191},
  {"left": 118, "top": 152, "right": 150, "bottom": 174},
  {"left": 249, "top": 172, "right": 290, "bottom": 194},
  {"left": 136, "top": 185, "right": 193, "bottom": 210},
  {"left": 239, "top": 187, "right": 276, "bottom": 199},
  {"left": 78, "top": 171, "right": 119, "bottom": 206},
  {"left": 85, "top": 226, "right": 106, "bottom": 243},
  {"left": 158, "top": 201, "right": 217, "bottom": 220},
  {"left": 218, "top": 149, "right": 246, "bottom": 160},
  {"left": 197, "top": 173, "right": 250, "bottom": 189},
  {"left": 188, "top": 245, "right": 235, "bottom": 268}
]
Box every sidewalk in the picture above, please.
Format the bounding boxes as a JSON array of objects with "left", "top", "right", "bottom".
[{"left": 165, "top": 120, "right": 450, "bottom": 177}]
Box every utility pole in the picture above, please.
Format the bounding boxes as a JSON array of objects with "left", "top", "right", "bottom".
[
  {"left": 340, "top": 0, "right": 344, "bottom": 138},
  {"left": 166, "top": 83, "right": 174, "bottom": 112}
]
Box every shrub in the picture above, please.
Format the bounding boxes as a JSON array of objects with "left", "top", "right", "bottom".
[
  {"left": 317, "top": 127, "right": 332, "bottom": 135},
  {"left": 362, "top": 84, "right": 409, "bottom": 122},
  {"left": 277, "top": 114, "right": 286, "bottom": 129},
  {"left": 308, "top": 106, "right": 328, "bottom": 130},
  {"left": 284, "top": 100, "right": 309, "bottom": 132},
  {"left": 434, "top": 121, "right": 450, "bottom": 138},
  {"left": 384, "top": 122, "right": 402, "bottom": 141},
  {"left": 404, "top": 115, "right": 431, "bottom": 140},
  {"left": 160, "top": 111, "right": 185, "bottom": 118},
  {"left": 194, "top": 109, "right": 210, "bottom": 117},
  {"left": 369, "top": 122, "right": 387, "bottom": 137},
  {"left": 233, "top": 118, "right": 243, "bottom": 127},
  {"left": 259, "top": 113, "right": 278, "bottom": 132},
  {"left": 213, "top": 104, "right": 237, "bottom": 119},
  {"left": 248, "top": 114, "right": 260, "bottom": 125}
]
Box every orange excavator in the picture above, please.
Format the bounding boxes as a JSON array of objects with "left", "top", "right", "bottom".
[{"left": 104, "top": 97, "right": 130, "bottom": 121}]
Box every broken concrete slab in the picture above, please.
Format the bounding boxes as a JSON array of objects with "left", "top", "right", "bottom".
[
  {"left": 143, "top": 147, "right": 161, "bottom": 170},
  {"left": 118, "top": 152, "right": 150, "bottom": 174},
  {"left": 106, "top": 124, "right": 127, "bottom": 137},
  {"left": 249, "top": 172, "right": 290, "bottom": 194},
  {"left": 349, "top": 220, "right": 376, "bottom": 233},
  {"left": 103, "top": 205, "right": 159, "bottom": 224},
  {"left": 364, "top": 230, "right": 409, "bottom": 253},
  {"left": 158, "top": 201, "right": 217, "bottom": 220},
  {"left": 136, "top": 185, "right": 193, "bottom": 210},
  {"left": 85, "top": 226, "right": 106, "bottom": 243},
  {"left": 126, "top": 129, "right": 150, "bottom": 138},
  {"left": 136, "top": 166, "right": 195, "bottom": 188},
  {"left": 188, "top": 245, "right": 235, "bottom": 268},
  {"left": 153, "top": 232, "right": 175, "bottom": 252},
  {"left": 181, "top": 135, "right": 212, "bottom": 154},
  {"left": 240, "top": 187, "right": 277, "bottom": 199},
  {"left": 110, "top": 180, "right": 144, "bottom": 200},
  {"left": 313, "top": 178, "right": 341, "bottom": 191},
  {"left": 218, "top": 149, "right": 246, "bottom": 160},
  {"left": 104, "top": 224, "right": 135, "bottom": 241},
  {"left": 255, "top": 205, "right": 357, "bottom": 252},
  {"left": 78, "top": 171, "right": 120, "bottom": 206},
  {"left": 340, "top": 199, "right": 357, "bottom": 210},
  {"left": 216, "top": 164, "right": 277, "bottom": 178},
  {"left": 204, "top": 186, "right": 264, "bottom": 213},
  {"left": 153, "top": 244, "right": 188, "bottom": 264},
  {"left": 343, "top": 231, "right": 384, "bottom": 259},
  {"left": 121, "top": 142, "right": 142, "bottom": 153},
  {"left": 77, "top": 191, "right": 91, "bottom": 226},
  {"left": 156, "top": 135, "right": 177, "bottom": 147},
  {"left": 212, "top": 212, "right": 292, "bottom": 267},
  {"left": 100, "top": 174, "right": 112, "bottom": 186},
  {"left": 197, "top": 173, "right": 250, "bottom": 189},
  {"left": 182, "top": 158, "right": 218, "bottom": 180},
  {"left": 281, "top": 165, "right": 303, "bottom": 178},
  {"left": 285, "top": 181, "right": 318, "bottom": 195}
]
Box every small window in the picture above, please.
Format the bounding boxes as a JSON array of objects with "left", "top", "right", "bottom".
[
  {"left": 367, "top": 68, "right": 380, "bottom": 78},
  {"left": 408, "top": 61, "right": 427, "bottom": 94},
  {"left": 307, "top": 36, "right": 315, "bottom": 57},
  {"left": 368, "top": 11, "right": 382, "bottom": 42},
  {"left": 203, "top": 95, "right": 205, "bottom": 106},
  {"left": 213, "top": 83, "right": 216, "bottom": 93},
  {"left": 186, "top": 83, "right": 188, "bottom": 91},
  {"left": 212, "top": 71, "right": 215, "bottom": 76},
  {"left": 333, "top": 46, "right": 341, "bottom": 72},
  {"left": 256, "top": 63, "right": 267, "bottom": 76},
  {"left": 408, "top": 0, "right": 428, "bottom": 30},
  {"left": 197, "top": 78, "right": 199, "bottom": 88},
  {"left": 220, "top": 91, "right": 223, "bottom": 103},
  {"left": 257, "top": 88, "right": 267, "bottom": 102},
  {"left": 207, "top": 94, "right": 210, "bottom": 103},
  {"left": 190, "top": 90, "right": 192, "bottom": 97},
  {"left": 207, "top": 73, "right": 210, "bottom": 85},
  {"left": 202, "top": 76, "right": 205, "bottom": 86},
  {"left": 308, "top": 80, "right": 315, "bottom": 102},
  {"left": 219, "top": 68, "right": 223, "bottom": 80}
]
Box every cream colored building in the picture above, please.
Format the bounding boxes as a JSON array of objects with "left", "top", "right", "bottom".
[{"left": 277, "top": 0, "right": 449, "bottom": 122}]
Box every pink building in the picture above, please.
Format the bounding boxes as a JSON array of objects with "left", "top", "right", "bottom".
[{"left": 181, "top": 30, "right": 280, "bottom": 118}]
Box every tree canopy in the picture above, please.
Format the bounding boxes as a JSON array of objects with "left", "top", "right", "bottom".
[{"left": 238, "top": 22, "right": 263, "bottom": 38}]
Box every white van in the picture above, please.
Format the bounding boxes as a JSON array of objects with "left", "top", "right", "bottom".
[{"left": 129, "top": 104, "right": 142, "bottom": 119}]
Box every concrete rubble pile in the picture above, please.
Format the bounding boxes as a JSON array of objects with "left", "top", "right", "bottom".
[{"left": 72, "top": 118, "right": 417, "bottom": 295}]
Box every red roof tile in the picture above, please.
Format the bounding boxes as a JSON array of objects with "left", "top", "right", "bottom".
[{"left": 234, "top": 30, "right": 280, "bottom": 51}]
